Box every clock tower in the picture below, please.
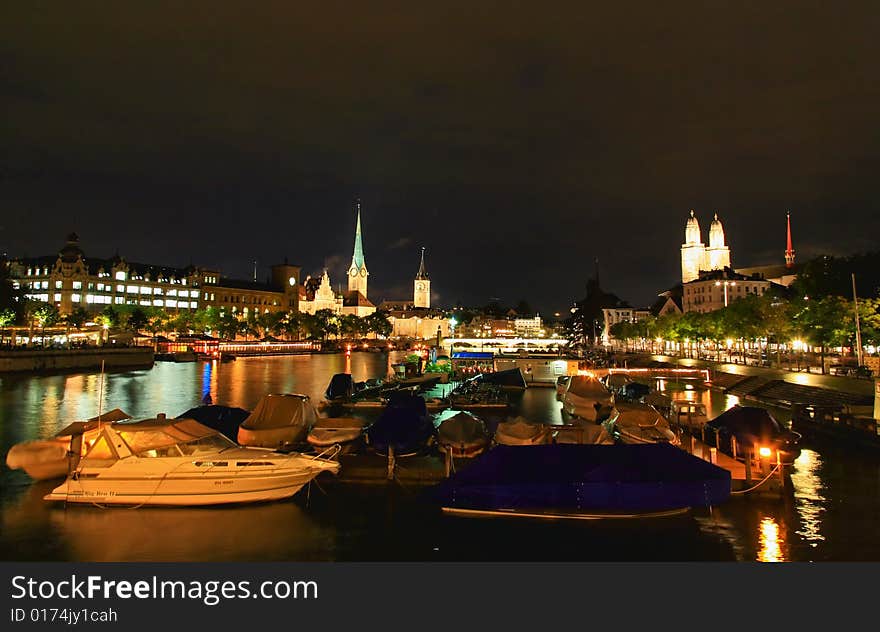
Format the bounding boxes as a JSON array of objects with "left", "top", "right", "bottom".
[
  {"left": 347, "top": 199, "right": 369, "bottom": 298},
  {"left": 413, "top": 247, "right": 430, "bottom": 308}
]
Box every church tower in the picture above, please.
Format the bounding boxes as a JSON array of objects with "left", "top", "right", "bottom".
[
  {"left": 413, "top": 247, "right": 430, "bottom": 308},
  {"left": 785, "top": 212, "right": 795, "bottom": 268},
  {"left": 680, "top": 210, "right": 706, "bottom": 283},
  {"left": 347, "top": 199, "right": 369, "bottom": 298},
  {"left": 706, "top": 212, "right": 731, "bottom": 271}
]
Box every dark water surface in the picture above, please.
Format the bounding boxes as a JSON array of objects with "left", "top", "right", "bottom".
[{"left": 2, "top": 353, "right": 879, "bottom": 561}]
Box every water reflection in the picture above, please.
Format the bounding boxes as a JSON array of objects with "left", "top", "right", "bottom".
[
  {"left": 790, "top": 449, "right": 826, "bottom": 547},
  {"left": 757, "top": 516, "right": 784, "bottom": 562}
]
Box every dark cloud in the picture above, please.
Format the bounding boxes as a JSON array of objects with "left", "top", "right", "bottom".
[{"left": 3, "top": 2, "right": 879, "bottom": 311}]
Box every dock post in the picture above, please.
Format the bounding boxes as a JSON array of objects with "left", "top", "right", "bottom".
[
  {"left": 709, "top": 447, "right": 717, "bottom": 464},
  {"left": 715, "top": 432, "right": 721, "bottom": 450},
  {"left": 387, "top": 446, "right": 395, "bottom": 481},
  {"left": 777, "top": 452, "right": 785, "bottom": 485},
  {"left": 744, "top": 449, "right": 752, "bottom": 485},
  {"left": 688, "top": 435, "right": 695, "bottom": 455},
  {"left": 701, "top": 425, "right": 706, "bottom": 443},
  {"left": 731, "top": 437, "right": 738, "bottom": 459},
  {"left": 444, "top": 449, "right": 452, "bottom": 478}
]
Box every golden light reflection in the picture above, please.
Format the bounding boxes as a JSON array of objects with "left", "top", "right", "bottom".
[
  {"left": 790, "top": 449, "right": 826, "bottom": 546},
  {"left": 757, "top": 516, "right": 784, "bottom": 562}
]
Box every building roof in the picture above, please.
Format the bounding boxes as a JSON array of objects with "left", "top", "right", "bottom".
[
  {"left": 734, "top": 263, "right": 803, "bottom": 280},
  {"left": 215, "top": 277, "right": 281, "bottom": 293},
  {"left": 415, "top": 247, "right": 428, "bottom": 280},
  {"left": 341, "top": 290, "right": 375, "bottom": 308},
  {"left": 351, "top": 200, "right": 366, "bottom": 271}
]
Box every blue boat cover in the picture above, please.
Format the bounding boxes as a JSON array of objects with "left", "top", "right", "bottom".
[
  {"left": 326, "top": 373, "right": 355, "bottom": 400},
  {"left": 433, "top": 443, "right": 731, "bottom": 512},
  {"left": 176, "top": 405, "right": 251, "bottom": 441},
  {"left": 705, "top": 405, "right": 782, "bottom": 446},
  {"left": 366, "top": 393, "right": 434, "bottom": 456}
]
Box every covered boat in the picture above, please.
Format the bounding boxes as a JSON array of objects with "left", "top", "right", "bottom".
[
  {"left": 237, "top": 394, "right": 318, "bottom": 449},
  {"left": 561, "top": 375, "right": 614, "bottom": 421},
  {"left": 552, "top": 421, "right": 614, "bottom": 445},
  {"left": 434, "top": 443, "right": 732, "bottom": 519},
  {"left": 325, "top": 373, "right": 355, "bottom": 401},
  {"left": 365, "top": 392, "right": 434, "bottom": 457},
  {"left": 44, "top": 415, "right": 339, "bottom": 506},
  {"left": 476, "top": 368, "right": 528, "bottom": 391},
  {"left": 494, "top": 417, "right": 553, "bottom": 446},
  {"left": 5, "top": 408, "right": 132, "bottom": 481},
  {"left": 176, "top": 405, "right": 251, "bottom": 442},
  {"left": 705, "top": 405, "right": 801, "bottom": 463},
  {"left": 606, "top": 402, "right": 679, "bottom": 445},
  {"left": 307, "top": 417, "right": 369, "bottom": 452},
  {"left": 435, "top": 410, "right": 490, "bottom": 458}
]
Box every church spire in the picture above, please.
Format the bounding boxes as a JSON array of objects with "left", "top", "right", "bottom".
[
  {"left": 416, "top": 247, "right": 428, "bottom": 279},
  {"left": 352, "top": 198, "right": 365, "bottom": 270},
  {"left": 785, "top": 211, "right": 795, "bottom": 268}
]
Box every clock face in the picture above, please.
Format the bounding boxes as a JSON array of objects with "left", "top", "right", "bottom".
[
  {"left": 417, "top": 283, "right": 424, "bottom": 291},
  {"left": 288, "top": 276, "right": 296, "bottom": 286},
  {"left": 360, "top": 269, "right": 367, "bottom": 278},
  {"left": 350, "top": 267, "right": 358, "bottom": 277}
]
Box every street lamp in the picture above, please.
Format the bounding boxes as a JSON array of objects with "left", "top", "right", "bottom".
[{"left": 715, "top": 280, "right": 736, "bottom": 307}]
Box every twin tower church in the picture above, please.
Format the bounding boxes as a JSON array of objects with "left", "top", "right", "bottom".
[{"left": 299, "top": 200, "right": 433, "bottom": 318}]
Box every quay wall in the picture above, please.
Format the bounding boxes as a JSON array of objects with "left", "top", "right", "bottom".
[{"left": 0, "top": 347, "right": 154, "bottom": 373}]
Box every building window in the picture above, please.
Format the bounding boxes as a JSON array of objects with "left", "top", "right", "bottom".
[
  {"left": 179, "top": 290, "right": 189, "bottom": 298},
  {"left": 153, "top": 299, "right": 163, "bottom": 307},
  {"left": 55, "top": 280, "right": 62, "bottom": 289},
  {"left": 166, "top": 299, "right": 177, "bottom": 308},
  {"left": 114, "top": 296, "right": 124, "bottom": 304},
  {"left": 54, "top": 293, "right": 61, "bottom": 302},
  {"left": 41, "top": 281, "right": 48, "bottom": 289},
  {"left": 153, "top": 287, "right": 163, "bottom": 295},
  {"left": 167, "top": 289, "right": 177, "bottom": 297},
  {"left": 115, "top": 271, "right": 126, "bottom": 281},
  {"left": 72, "top": 294, "right": 81, "bottom": 303},
  {"left": 140, "top": 286, "right": 151, "bottom": 295},
  {"left": 72, "top": 281, "right": 82, "bottom": 290}
]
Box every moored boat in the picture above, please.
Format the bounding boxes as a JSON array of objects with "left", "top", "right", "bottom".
[
  {"left": 44, "top": 415, "right": 339, "bottom": 506},
  {"left": 493, "top": 417, "right": 553, "bottom": 446},
  {"left": 5, "top": 408, "right": 132, "bottom": 481},
  {"left": 365, "top": 392, "right": 435, "bottom": 457},
  {"left": 307, "top": 417, "right": 369, "bottom": 453},
  {"left": 552, "top": 420, "right": 614, "bottom": 445},
  {"left": 237, "top": 393, "right": 318, "bottom": 449},
  {"left": 561, "top": 375, "right": 615, "bottom": 421},
  {"left": 435, "top": 410, "right": 490, "bottom": 458},
  {"left": 433, "top": 443, "right": 732, "bottom": 519},
  {"left": 704, "top": 405, "right": 801, "bottom": 464},
  {"left": 176, "top": 405, "right": 251, "bottom": 442},
  {"left": 606, "top": 402, "right": 679, "bottom": 445}
]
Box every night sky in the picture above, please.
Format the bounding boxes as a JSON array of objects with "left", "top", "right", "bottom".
[{"left": 3, "top": 3, "right": 879, "bottom": 313}]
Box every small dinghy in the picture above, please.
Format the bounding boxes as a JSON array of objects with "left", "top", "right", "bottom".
[
  {"left": 176, "top": 405, "right": 251, "bottom": 442},
  {"left": 307, "top": 417, "right": 369, "bottom": 453},
  {"left": 237, "top": 394, "right": 317, "bottom": 449},
  {"left": 365, "top": 392, "right": 435, "bottom": 457},
  {"left": 493, "top": 417, "right": 553, "bottom": 446},
  {"left": 435, "top": 410, "right": 490, "bottom": 458},
  {"left": 5, "top": 408, "right": 132, "bottom": 481}
]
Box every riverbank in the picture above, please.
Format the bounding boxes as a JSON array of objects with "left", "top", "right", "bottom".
[{"left": 0, "top": 347, "right": 154, "bottom": 373}]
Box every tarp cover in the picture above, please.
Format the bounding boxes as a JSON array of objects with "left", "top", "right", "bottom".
[
  {"left": 565, "top": 376, "right": 613, "bottom": 403},
  {"left": 494, "top": 417, "right": 553, "bottom": 445},
  {"left": 705, "top": 405, "right": 783, "bottom": 445},
  {"left": 436, "top": 411, "right": 489, "bottom": 447},
  {"left": 433, "top": 443, "right": 731, "bottom": 512},
  {"left": 177, "top": 405, "right": 251, "bottom": 441},
  {"left": 478, "top": 368, "right": 527, "bottom": 389},
  {"left": 326, "top": 374, "right": 355, "bottom": 400},
  {"left": 240, "top": 394, "right": 317, "bottom": 431},
  {"left": 366, "top": 394, "right": 433, "bottom": 456}
]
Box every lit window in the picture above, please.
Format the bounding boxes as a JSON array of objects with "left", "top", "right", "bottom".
[
  {"left": 86, "top": 295, "right": 94, "bottom": 304},
  {"left": 140, "top": 286, "right": 151, "bottom": 295},
  {"left": 153, "top": 287, "right": 163, "bottom": 295},
  {"left": 72, "top": 281, "right": 82, "bottom": 290},
  {"left": 26, "top": 268, "right": 32, "bottom": 276},
  {"left": 54, "top": 293, "right": 61, "bottom": 302},
  {"left": 55, "top": 281, "right": 63, "bottom": 289},
  {"left": 72, "top": 294, "right": 81, "bottom": 303},
  {"left": 127, "top": 286, "right": 138, "bottom": 294},
  {"left": 115, "top": 297, "right": 124, "bottom": 304},
  {"left": 178, "top": 290, "right": 189, "bottom": 298},
  {"left": 166, "top": 299, "right": 177, "bottom": 308},
  {"left": 97, "top": 283, "right": 105, "bottom": 292},
  {"left": 191, "top": 291, "right": 199, "bottom": 299},
  {"left": 115, "top": 271, "right": 126, "bottom": 281},
  {"left": 41, "top": 281, "right": 48, "bottom": 289},
  {"left": 167, "top": 289, "right": 177, "bottom": 297},
  {"left": 153, "top": 299, "right": 163, "bottom": 307},
  {"left": 139, "top": 300, "right": 150, "bottom": 306}
]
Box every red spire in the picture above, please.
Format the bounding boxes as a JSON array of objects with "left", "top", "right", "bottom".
[{"left": 785, "top": 212, "right": 795, "bottom": 268}]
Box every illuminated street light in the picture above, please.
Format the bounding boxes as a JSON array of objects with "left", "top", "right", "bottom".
[{"left": 715, "top": 280, "right": 736, "bottom": 307}]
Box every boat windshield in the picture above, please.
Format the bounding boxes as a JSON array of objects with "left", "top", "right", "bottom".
[{"left": 121, "top": 431, "right": 238, "bottom": 458}]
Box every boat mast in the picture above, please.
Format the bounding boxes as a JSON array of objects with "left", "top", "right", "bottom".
[
  {"left": 853, "top": 273, "right": 864, "bottom": 367},
  {"left": 97, "top": 359, "right": 105, "bottom": 430}
]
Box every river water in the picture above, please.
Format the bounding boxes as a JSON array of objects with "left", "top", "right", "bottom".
[{"left": 1, "top": 353, "right": 878, "bottom": 562}]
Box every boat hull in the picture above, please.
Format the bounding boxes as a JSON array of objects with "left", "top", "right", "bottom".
[{"left": 5, "top": 439, "right": 73, "bottom": 481}]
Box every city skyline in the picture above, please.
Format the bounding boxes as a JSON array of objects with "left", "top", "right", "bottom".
[{"left": 3, "top": 3, "right": 879, "bottom": 313}]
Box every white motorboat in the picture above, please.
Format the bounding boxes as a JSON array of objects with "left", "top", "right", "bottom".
[
  {"left": 606, "top": 402, "right": 679, "bottom": 445},
  {"left": 44, "top": 414, "right": 339, "bottom": 506},
  {"left": 237, "top": 393, "right": 318, "bottom": 449},
  {"left": 552, "top": 421, "right": 614, "bottom": 445},
  {"left": 5, "top": 408, "right": 132, "bottom": 481},
  {"left": 561, "top": 375, "right": 615, "bottom": 421}
]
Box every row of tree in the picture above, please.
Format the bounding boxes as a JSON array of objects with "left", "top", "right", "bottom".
[
  {"left": 0, "top": 301, "right": 394, "bottom": 345},
  {"left": 609, "top": 292, "right": 879, "bottom": 371}
]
